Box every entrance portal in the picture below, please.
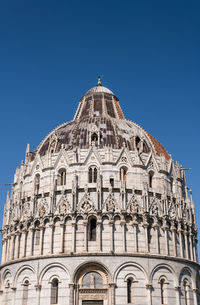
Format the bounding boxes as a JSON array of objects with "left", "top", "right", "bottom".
[
  {"left": 74, "top": 263, "right": 109, "bottom": 305},
  {"left": 82, "top": 301, "right": 103, "bottom": 305}
]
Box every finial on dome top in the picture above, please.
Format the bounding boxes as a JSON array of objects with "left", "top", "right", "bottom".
[{"left": 97, "top": 76, "right": 102, "bottom": 86}]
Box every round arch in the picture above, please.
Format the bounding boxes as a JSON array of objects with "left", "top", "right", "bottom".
[
  {"left": 13, "top": 265, "right": 36, "bottom": 286},
  {"left": 114, "top": 261, "right": 148, "bottom": 283},
  {"left": 179, "top": 266, "right": 195, "bottom": 288},
  {"left": 73, "top": 260, "right": 112, "bottom": 283},
  {"left": 39, "top": 262, "right": 70, "bottom": 283},
  {"left": 2, "top": 269, "right": 12, "bottom": 284},
  {"left": 150, "top": 263, "right": 177, "bottom": 286}
]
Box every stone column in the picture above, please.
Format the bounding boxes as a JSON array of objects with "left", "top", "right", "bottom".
[
  {"left": 0, "top": 289, "right": 3, "bottom": 305},
  {"left": 11, "top": 287, "right": 16, "bottom": 305},
  {"left": 178, "top": 227, "right": 183, "bottom": 258},
  {"left": 97, "top": 220, "right": 102, "bottom": 252},
  {"left": 69, "top": 283, "right": 74, "bottom": 305},
  {"left": 109, "top": 220, "right": 114, "bottom": 253},
  {"left": 175, "top": 286, "right": 181, "bottom": 305},
  {"left": 49, "top": 223, "right": 54, "bottom": 254},
  {"left": 133, "top": 224, "right": 138, "bottom": 252},
  {"left": 189, "top": 231, "right": 194, "bottom": 261},
  {"left": 7, "top": 236, "right": 11, "bottom": 261},
  {"left": 153, "top": 223, "right": 160, "bottom": 254},
  {"left": 17, "top": 232, "right": 21, "bottom": 258},
  {"left": 60, "top": 223, "right": 65, "bottom": 253},
  {"left": 35, "top": 284, "right": 41, "bottom": 305},
  {"left": 132, "top": 216, "right": 138, "bottom": 253},
  {"left": 109, "top": 283, "right": 116, "bottom": 305},
  {"left": 143, "top": 220, "right": 149, "bottom": 253},
  {"left": 1, "top": 239, "right": 6, "bottom": 264},
  {"left": 30, "top": 228, "right": 35, "bottom": 256},
  {"left": 22, "top": 230, "right": 27, "bottom": 258},
  {"left": 164, "top": 228, "right": 169, "bottom": 256},
  {"left": 146, "top": 284, "right": 153, "bottom": 305},
  {"left": 184, "top": 229, "right": 189, "bottom": 260},
  {"left": 71, "top": 221, "right": 76, "bottom": 253},
  {"left": 194, "top": 236, "right": 198, "bottom": 262},
  {"left": 121, "top": 220, "right": 126, "bottom": 252},
  {"left": 14, "top": 233, "right": 20, "bottom": 259},
  {"left": 171, "top": 223, "right": 177, "bottom": 257},
  {"left": 39, "top": 226, "right": 44, "bottom": 255},
  {"left": 83, "top": 220, "right": 88, "bottom": 252},
  {"left": 193, "top": 288, "right": 198, "bottom": 305}
]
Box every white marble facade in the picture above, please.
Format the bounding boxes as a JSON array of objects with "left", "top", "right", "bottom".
[{"left": 0, "top": 81, "right": 200, "bottom": 305}]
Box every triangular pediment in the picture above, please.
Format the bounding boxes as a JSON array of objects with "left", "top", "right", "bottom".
[
  {"left": 115, "top": 147, "right": 134, "bottom": 166},
  {"left": 83, "top": 146, "right": 102, "bottom": 165},
  {"left": 54, "top": 149, "right": 70, "bottom": 169},
  {"left": 30, "top": 154, "right": 44, "bottom": 175}
]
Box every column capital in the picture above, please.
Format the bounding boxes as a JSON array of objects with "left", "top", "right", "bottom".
[
  {"left": 175, "top": 286, "right": 181, "bottom": 291},
  {"left": 146, "top": 283, "right": 153, "bottom": 290},
  {"left": 69, "top": 283, "right": 76, "bottom": 288},
  {"left": 35, "top": 284, "right": 42, "bottom": 291}
]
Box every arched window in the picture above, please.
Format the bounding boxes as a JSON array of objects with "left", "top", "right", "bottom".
[
  {"left": 110, "top": 177, "right": 114, "bottom": 188},
  {"left": 159, "top": 277, "right": 168, "bottom": 305},
  {"left": 91, "top": 132, "right": 98, "bottom": 144},
  {"left": 160, "top": 278, "right": 165, "bottom": 304},
  {"left": 51, "top": 278, "right": 59, "bottom": 305},
  {"left": 149, "top": 171, "right": 154, "bottom": 188},
  {"left": 22, "top": 280, "right": 29, "bottom": 305},
  {"left": 49, "top": 141, "right": 56, "bottom": 154},
  {"left": 35, "top": 174, "right": 40, "bottom": 194},
  {"left": 127, "top": 278, "right": 134, "bottom": 303},
  {"left": 89, "top": 218, "right": 97, "bottom": 241},
  {"left": 82, "top": 272, "right": 103, "bottom": 288},
  {"left": 5, "top": 281, "right": 10, "bottom": 305},
  {"left": 135, "top": 136, "right": 141, "bottom": 152},
  {"left": 58, "top": 169, "right": 66, "bottom": 186},
  {"left": 88, "top": 166, "right": 98, "bottom": 183},
  {"left": 183, "top": 279, "right": 189, "bottom": 305},
  {"left": 120, "top": 167, "right": 128, "bottom": 182}
]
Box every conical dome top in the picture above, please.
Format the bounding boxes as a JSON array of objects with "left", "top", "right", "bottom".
[{"left": 34, "top": 80, "right": 170, "bottom": 161}]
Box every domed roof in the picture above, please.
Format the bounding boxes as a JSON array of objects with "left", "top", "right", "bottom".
[
  {"left": 33, "top": 80, "right": 170, "bottom": 160},
  {"left": 85, "top": 85, "right": 114, "bottom": 95}
]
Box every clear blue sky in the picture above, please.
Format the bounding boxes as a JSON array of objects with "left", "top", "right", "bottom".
[{"left": 0, "top": 0, "right": 200, "bottom": 258}]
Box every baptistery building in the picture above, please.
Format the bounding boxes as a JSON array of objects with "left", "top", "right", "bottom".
[{"left": 0, "top": 79, "right": 199, "bottom": 305}]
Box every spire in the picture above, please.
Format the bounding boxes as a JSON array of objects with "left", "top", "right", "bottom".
[{"left": 97, "top": 76, "right": 102, "bottom": 86}]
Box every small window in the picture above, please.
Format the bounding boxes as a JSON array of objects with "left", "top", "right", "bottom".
[
  {"left": 127, "top": 278, "right": 134, "bottom": 303},
  {"left": 183, "top": 279, "right": 189, "bottom": 305},
  {"left": 160, "top": 278, "right": 165, "bottom": 305},
  {"left": 149, "top": 171, "right": 154, "bottom": 188},
  {"left": 120, "top": 167, "right": 128, "bottom": 182},
  {"left": 50, "top": 141, "right": 56, "bottom": 154},
  {"left": 135, "top": 136, "right": 141, "bottom": 152},
  {"left": 35, "top": 174, "right": 40, "bottom": 194},
  {"left": 22, "top": 280, "right": 29, "bottom": 305},
  {"left": 88, "top": 166, "right": 98, "bottom": 183},
  {"left": 91, "top": 132, "right": 98, "bottom": 143},
  {"left": 159, "top": 277, "right": 168, "bottom": 305},
  {"left": 110, "top": 178, "right": 114, "bottom": 188},
  {"left": 89, "top": 218, "right": 97, "bottom": 241},
  {"left": 58, "top": 169, "right": 66, "bottom": 186},
  {"left": 51, "top": 279, "right": 59, "bottom": 305}
]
